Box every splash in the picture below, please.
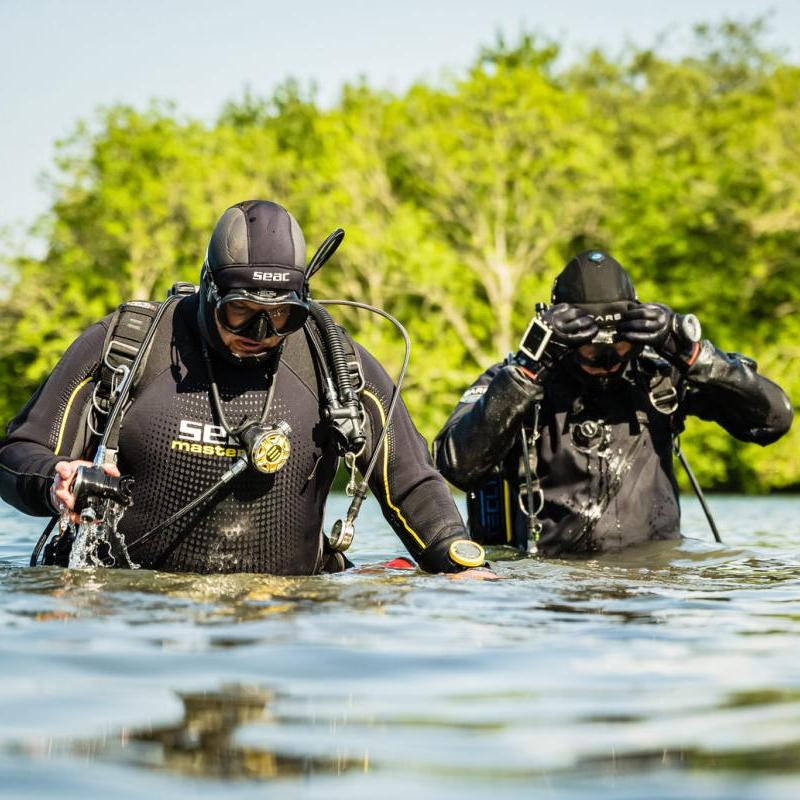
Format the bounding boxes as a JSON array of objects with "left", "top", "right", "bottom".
[{"left": 67, "top": 503, "right": 139, "bottom": 570}]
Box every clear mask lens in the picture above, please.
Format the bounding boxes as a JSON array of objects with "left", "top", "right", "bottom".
[{"left": 217, "top": 296, "right": 308, "bottom": 340}]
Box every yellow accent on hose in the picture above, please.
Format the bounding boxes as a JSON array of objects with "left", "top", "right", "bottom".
[
  {"left": 503, "top": 478, "right": 512, "bottom": 543},
  {"left": 54, "top": 377, "right": 93, "bottom": 455},
  {"left": 362, "top": 389, "right": 425, "bottom": 549}
]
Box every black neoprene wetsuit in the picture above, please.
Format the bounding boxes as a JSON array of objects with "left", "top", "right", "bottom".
[
  {"left": 0, "top": 295, "right": 468, "bottom": 574},
  {"left": 434, "top": 342, "right": 793, "bottom": 556}
]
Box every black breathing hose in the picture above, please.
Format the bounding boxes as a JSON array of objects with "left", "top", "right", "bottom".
[
  {"left": 318, "top": 299, "right": 411, "bottom": 495},
  {"left": 306, "top": 302, "right": 357, "bottom": 405},
  {"left": 674, "top": 440, "right": 722, "bottom": 543}
]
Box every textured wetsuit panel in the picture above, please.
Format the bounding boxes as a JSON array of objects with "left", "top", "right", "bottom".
[
  {"left": 355, "top": 347, "right": 468, "bottom": 571},
  {"left": 0, "top": 321, "right": 109, "bottom": 516},
  {"left": 118, "top": 324, "right": 336, "bottom": 575}
]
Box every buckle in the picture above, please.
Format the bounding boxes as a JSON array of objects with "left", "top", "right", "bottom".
[
  {"left": 518, "top": 485, "right": 544, "bottom": 517},
  {"left": 105, "top": 339, "right": 139, "bottom": 370},
  {"left": 347, "top": 356, "right": 365, "bottom": 393},
  {"left": 649, "top": 385, "right": 678, "bottom": 415}
]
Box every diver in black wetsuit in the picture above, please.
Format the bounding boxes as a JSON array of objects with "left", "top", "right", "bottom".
[
  {"left": 434, "top": 251, "right": 793, "bottom": 557},
  {"left": 0, "top": 200, "right": 488, "bottom": 576}
]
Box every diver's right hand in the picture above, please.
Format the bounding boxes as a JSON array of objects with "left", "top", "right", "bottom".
[
  {"left": 541, "top": 303, "right": 599, "bottom": 347},
  {"left": 50, "top": 460, "right": 121, "bottom": 523},
  {"left": 515, "top": 303, "right": 599, "bottom": 379}
]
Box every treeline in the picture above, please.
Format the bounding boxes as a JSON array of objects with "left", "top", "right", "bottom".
[{"left": 1, "top": 21, "right": 798, "bottom": 491}]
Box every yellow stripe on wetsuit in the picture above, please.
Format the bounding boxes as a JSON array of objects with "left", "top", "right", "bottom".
[
  {"left": 503, "top": 478, "right": 512, "bottom": 543},
  {"left": 361, "top": 389, "right": 426, "bottom": 549},
  {"left": 54, "top": 377, "right": 93, "bottom": 454}
]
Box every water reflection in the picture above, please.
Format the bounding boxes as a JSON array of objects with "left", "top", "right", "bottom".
[
  {"left": 0, "top": 564, "right": 417, "bottom": 627},
  {"left": 2, "top": 498, "right": 800, "bottom": 798},
  {"left": 73, "top": 685, "right": 366, "bottom": 781}
]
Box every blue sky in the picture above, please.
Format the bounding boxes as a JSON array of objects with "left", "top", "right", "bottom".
[{"left": 1, "top": 0, "right": 798, "bottom": 251}]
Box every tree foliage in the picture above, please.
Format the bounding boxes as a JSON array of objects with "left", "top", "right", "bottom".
[{"left": 1, "top": 21, "right": 797, "bottom": 491}]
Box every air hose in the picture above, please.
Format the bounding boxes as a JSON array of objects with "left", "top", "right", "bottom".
[
  {"left": 319, "top": 299, "right": 411, "bottom": 551},
  {"left": 306, "top": 301, "right": 366, "bottom": 455},
  {"left": 307, "top": 302, "right": 358, "bottom": 405}
]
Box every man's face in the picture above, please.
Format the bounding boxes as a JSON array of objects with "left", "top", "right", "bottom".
[
  {"left": 214, "top": 300, "right": 291, "bottom": 357},
  {"left": 576, "top": 341, "right": 633, "bottom": 376}
]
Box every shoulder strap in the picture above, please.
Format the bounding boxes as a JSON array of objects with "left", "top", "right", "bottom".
[
  {"left": 95, "top": 301, "right": 162, "bottom": 415},
  {"left": 94, "top": 297, "right": 183, "bottom": 454},
  {"left": 95, "top": 284, "right": 197, "bottom": 419}
]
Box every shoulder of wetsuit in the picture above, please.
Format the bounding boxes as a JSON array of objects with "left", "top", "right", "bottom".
[
  {"left": 633, "top": 349, "right": 685, "bottom": 391},
  {"left": 280, "top": 326, "right": 323, "bottom": 400},
  {"left": 635, "top": 348, "right": 673, "bottom": 376},
  {"left": 280, "top": 320, "right": 364, "bottom": 403},
  {"left": 724, "top": 351, "right": 758, "bottom": 371}
]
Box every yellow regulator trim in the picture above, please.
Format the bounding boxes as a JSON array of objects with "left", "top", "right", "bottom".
[
  {"left": 55, "top": 376, "right": 93, "bottom": 454},
  {"left": 362, "top": 390, "right": 425, "bottom": 549},
  {"left": 252, "top": 429, "right": 291, "bottom": 474},
  {"left": 448, "top": 539, "right": 486, "bottom": 568}
]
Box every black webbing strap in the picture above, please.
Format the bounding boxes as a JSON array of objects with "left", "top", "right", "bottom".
[
  {"left": 96, "top": 301, "right": 162, "bottom": 452},
  {"left": 96, "top": 302, "right": 160, "bottom": 408}
]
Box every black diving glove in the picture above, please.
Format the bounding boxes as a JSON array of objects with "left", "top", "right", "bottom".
[
  {"left": 617, "top": 303, "right": 702, "bottom": 366},
  {"left": 515, "top": 303, "right": 599, "bottom": 378}
]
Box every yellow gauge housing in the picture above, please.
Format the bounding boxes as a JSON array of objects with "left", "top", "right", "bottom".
[
  {"left": 448, "top": 539, "right": 485, "bottom": 568},
  {"left": 251, "top": 429, "right": 291, "bottom": 474}
]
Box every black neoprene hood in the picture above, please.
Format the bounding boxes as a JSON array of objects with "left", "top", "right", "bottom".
[
  {"left": 198, "top": 200, "right": 309, "bottom": 365},
  {"left": 551, "top": 250, "right": 637, "bottom": 320},
  {"left": 205, "top": 200, "right": 307, "bottom": 296}
]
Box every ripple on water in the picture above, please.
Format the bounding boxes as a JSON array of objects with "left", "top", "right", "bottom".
[{"left": 1, "top": 496, "right": 799, "bottom": 799}]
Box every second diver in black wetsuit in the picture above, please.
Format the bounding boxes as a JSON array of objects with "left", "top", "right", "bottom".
[
  {"left": 0, "top": 200, "right": 489, "bottom": 576},
  {"left": 434, "top": 250, "right": 793, "bottom": 557}
]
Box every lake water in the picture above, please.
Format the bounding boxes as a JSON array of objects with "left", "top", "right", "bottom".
[{"left": 1, "top": 494, "right": 799, "bottom": 799}]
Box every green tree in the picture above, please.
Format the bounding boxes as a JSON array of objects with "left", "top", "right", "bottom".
[{"left": 1, "top": 21, "right": 797, "bottom": 491}]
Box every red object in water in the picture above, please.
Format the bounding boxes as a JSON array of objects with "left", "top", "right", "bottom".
[{"left": 380, "top": 557, "right": 415, "bottom": 570}]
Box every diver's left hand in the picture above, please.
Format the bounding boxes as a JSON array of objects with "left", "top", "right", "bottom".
[
  {"left": 617, "top": 303, "right": 673, "bottom": 348},
  {"left": 618, "top": 303, "right": 700, "bottom": 363},
  {"left": 448, "top": 566, "right": 499, "bottom": 581}
]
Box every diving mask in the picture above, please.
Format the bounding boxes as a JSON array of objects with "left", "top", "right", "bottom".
[{"left": 216, "top": 291, "right": 309, "bottom": 340}]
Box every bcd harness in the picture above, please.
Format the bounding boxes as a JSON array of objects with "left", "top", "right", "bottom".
[
  {"left": 90, "top": 283, "right": 366, "bottom": 463},
  {"left": 32, "top": 283, "right": 371, "bottom": 566}
]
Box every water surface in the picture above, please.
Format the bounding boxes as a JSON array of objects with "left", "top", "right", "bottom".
[{"left": 1, "top": 495, "right": 799, "bottom": 799}]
